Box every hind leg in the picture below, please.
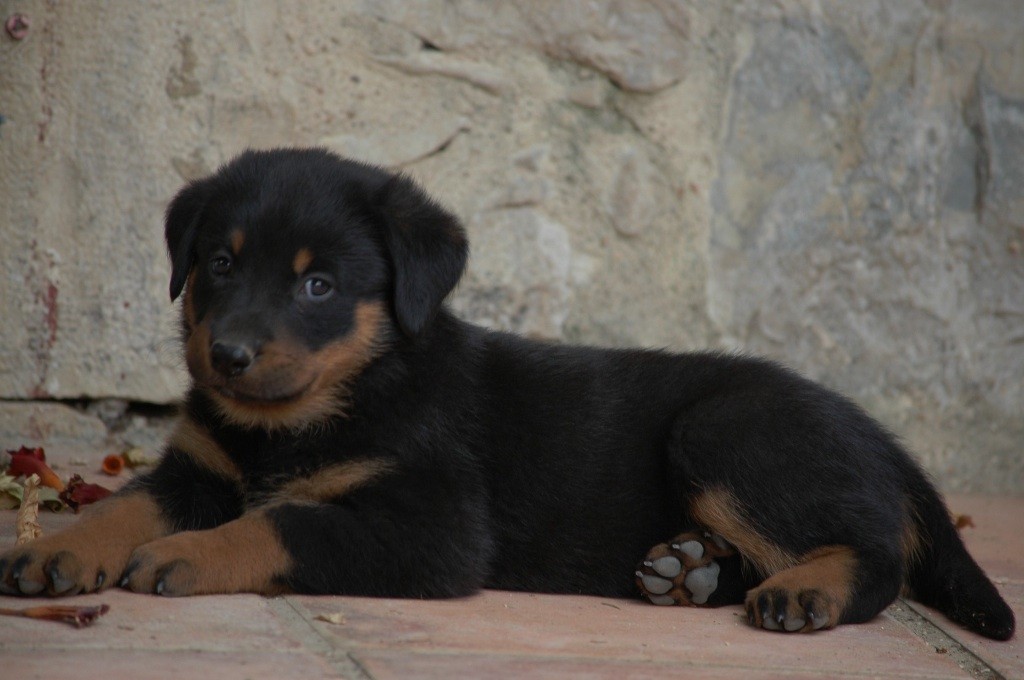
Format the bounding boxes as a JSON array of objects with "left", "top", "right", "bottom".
[
  {"left": 636, "top": 530, "right": 755, "bottom": 607},
  {"left": 654, "top": 360, "right": 914, "bottom": 632},
  {"left": 685, "top": 487, "right": 903, "bottom": 632}
]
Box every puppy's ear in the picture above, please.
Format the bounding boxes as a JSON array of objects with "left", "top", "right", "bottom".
[
  {"left": 377, "top": 175, "right": 468, "bottom": 337},
  {"left": 165, "top": 180, "right": 211, "bottom": 302}
]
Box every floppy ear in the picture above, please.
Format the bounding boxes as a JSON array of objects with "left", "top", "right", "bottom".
[
  {"left": 376, "top": 175, "right": 468, "bottom": 337},
  {"left": 165, "top": 180, "right": 211, "bottom": 302}
]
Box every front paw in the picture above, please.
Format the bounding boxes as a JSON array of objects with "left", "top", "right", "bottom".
[
  {"left": 0, "top": 541, "right": 115, "bottom": 597},
  {"left": 121, "top": 537, "right": 200, "bottom": 596}
]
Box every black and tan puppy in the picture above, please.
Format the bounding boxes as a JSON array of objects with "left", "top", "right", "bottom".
[{"left": 0, "top": 149, "right": 1014, "bottom": 640}]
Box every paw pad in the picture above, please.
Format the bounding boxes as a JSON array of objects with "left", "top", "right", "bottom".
[{"left": 636, "top": 531, "right": 735, "bottom": 607}]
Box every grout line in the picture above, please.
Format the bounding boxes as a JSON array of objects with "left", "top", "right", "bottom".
[
  {"left": 267, "top": 596, "right": 374, "bottom": 680},
  {"left": 887, "top": 599, "right": 1006, "bottom": 680}
]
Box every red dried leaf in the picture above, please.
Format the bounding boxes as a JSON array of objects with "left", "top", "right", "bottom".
[
  {"left": 59, "top": 474, "right": 112, "bottom": 513},
  {"left": 7, "top": 453, "right": 64, "bottom": 492},
  {"left": 7, "top": 446, "right": 46, "bottom": 463}
]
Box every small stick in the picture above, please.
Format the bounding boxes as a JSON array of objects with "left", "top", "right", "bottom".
[
  {"left": 0, "top": 604, "right": 111, "bottom": 628},
  {"left": 16, "top": 473, "right": 43, "bottom": 545}
]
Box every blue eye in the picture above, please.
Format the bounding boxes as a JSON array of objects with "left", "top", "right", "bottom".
[
  {"left": 210, "top": 255, "right": 232, "bottom": 276},
  {"left": 304, "top": 277, "right": 333, "bottom": 299}
]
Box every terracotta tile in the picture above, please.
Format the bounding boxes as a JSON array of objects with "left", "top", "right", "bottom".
[
  {"left": 946, "top": 495, "right": 1024, "bottom": 582},
  {"left": 0, "top": 648, "right": 341, "bottom": 680},
  {"left": 0, "top": 591, "right": 302, "bottom": 653},
  {"left": 355, "top": 650, "right": 865, "bottom": 680},
  {"left": 293, "top": 592, "right": 968, "bottom": 677}
]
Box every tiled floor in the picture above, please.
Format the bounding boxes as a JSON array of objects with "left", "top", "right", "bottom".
[{"left": 0, "top": 448, "right": 1020, "bottom": 679}]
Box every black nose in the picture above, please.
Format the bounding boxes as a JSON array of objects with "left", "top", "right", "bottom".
[{"left": 210, "top": 341, "right": 255, "bottom": 377}]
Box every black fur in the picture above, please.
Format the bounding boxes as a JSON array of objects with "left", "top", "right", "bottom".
[{"left": 1, "top": 148, "right": 1013, "bottom": 641}]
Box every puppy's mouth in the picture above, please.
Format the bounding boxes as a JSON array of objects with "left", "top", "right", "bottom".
[{"left": 211, "top": 380, "right": 315, "bottom": 406}]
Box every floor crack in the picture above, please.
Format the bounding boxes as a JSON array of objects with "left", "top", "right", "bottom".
[
  {"left": 888, "top": 598, "right": 1005, "bottom": 679},
  {"left": 267, "top": 596, "right": 374, "bottom": 680}
]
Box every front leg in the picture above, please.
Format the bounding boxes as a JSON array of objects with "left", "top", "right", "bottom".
[
  {"left": 120, "top": 511, "right": 291, "bottom": 596},
  {"left": 118, "top": 463, "right": 492, "bottom": 598},
  {"left": 0, "top": 491, "right": 168, "bottom": 596},
  {"left": 0, "top": 417, "right": 244, "bottom": 597}
]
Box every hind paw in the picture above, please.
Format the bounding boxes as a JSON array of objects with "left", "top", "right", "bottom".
[{"left": 636, "top": 531, "right": 735, "bottom": 606}]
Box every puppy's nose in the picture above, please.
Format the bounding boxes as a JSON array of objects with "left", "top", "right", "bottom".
[{"left": 210, "top": 341, "right": 255, "bottom": 377}]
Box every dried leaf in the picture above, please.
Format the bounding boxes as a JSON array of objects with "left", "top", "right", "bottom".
[
  {"left": 16, "top": 474, "right": 43, "bottom": 545},
  {"left": 7, "top": 450, "right": 65, "bottom": 492},
  {"left": 0, "top": 604, "right": 111, "bottom": 628},
  {"left": 954, "top": 514, "right": 975, "bottom": 530},
  {"left": 0, "top": 473, "right": 24, "bottom": 509},
  {"left": 36, "top": 485, "right": 64, "bottom": 512},
  {"left": 0, "top": 474, "right": 63, "bottom": 512},
  {"left": 59, "top": 474, "right": 112, "bottom": 513},
  {"left": 315, "top": 612, "right": 347, "bottom": 625},
  {"left": 101, "top": 454, "right": 125, "bottom": 476}
]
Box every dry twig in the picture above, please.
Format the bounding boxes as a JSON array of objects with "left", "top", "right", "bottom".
[{"left": 0, "top": 604, "right": 111, "bottom": 628}]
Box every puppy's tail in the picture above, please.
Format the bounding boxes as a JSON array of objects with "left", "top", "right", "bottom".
[{"left": 905, "top": 487, "right": 1015, "bottom": 640}]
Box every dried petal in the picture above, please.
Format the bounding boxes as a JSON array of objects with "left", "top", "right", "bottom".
[
  {"left": 15, "top": 474, "right": 43, "bottom": 545},
  {"left": 7, "top": 454, "right": 64, "bottom": 492},
  {"left": 37, "top": 485, "right": 64, "bottom": 512},
  {"left": 7, "top": 445, "right": 47, "bottom": 462},
  {"left": 59, "top": 474, "right": 112, "bottom": 513},
  {"left": 122, "top": 447, "right": 156, "bottom": 468},
  {"left": 101, "top": 454, "right": 125, "bottom": 476}
]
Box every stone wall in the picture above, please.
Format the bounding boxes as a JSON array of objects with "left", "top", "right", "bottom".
[{"left": 1, "top": 1, "right": 1021, "bottom": 491}]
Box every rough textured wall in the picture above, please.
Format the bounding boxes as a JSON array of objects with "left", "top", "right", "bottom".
[{"left": 0, "top": 1, "right": 1021, "bottom": 491}]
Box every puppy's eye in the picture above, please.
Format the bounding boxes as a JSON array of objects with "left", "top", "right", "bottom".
[
  {"left": 210, "top": 255, "right": 232, "bottom": 276},
  {"left": 303, "top": 277, "right": 333, "bottom": 299}
]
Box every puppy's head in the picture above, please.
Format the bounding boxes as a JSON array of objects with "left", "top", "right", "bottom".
[{"left": 165, "top": 148, "right": 467, "bottom": 430}]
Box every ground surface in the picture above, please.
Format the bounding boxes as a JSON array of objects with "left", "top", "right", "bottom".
[{"left": 0, "top": 454, "right": 1020, "bottom": 679}]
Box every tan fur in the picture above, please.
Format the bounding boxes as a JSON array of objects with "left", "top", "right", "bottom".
[
  {"left": 182, "top": 270, "right": 198, "bottom": 330},
  {"left": 900, "top": 502, "right": 924, "bottom": 568},
  {"left": 263, "top": 459, "right": 394, "bottom": 507},
  {"left": 292, "top": 247, "right": 314, "bottom": 275},
  {"left": 169, "top": 417, "right": 243, "bottom": 483},
  {"left": 748, "top": 545, "right": 858, "bottom": 630},
  {"left": 206, "top": 300, "right": 386, "bottom": 430},
  {"left": 230, "top": 228, "right": 245, "bottom": 255},
  {"left": 690, "top": 488, "right": 797, "bottom": 577},
  {"left": 9, "top": 492, "right": 170, "bottom": 593},
  {"left": 60, "top": 493, "right": 169, "bottom": 559},
  {"left": 898, "top": 502, "right": 925, "bottom": 597},
  {"left": 127, "top": 511, "right": 292, "bottom": 596},
  {"left": 185, "top": 318, "right": 213, "bottom": 382}
]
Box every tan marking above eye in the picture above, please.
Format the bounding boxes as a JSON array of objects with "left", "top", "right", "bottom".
[
  {"left": 230, "top": 229, "right": 245, "bottom": 255},
  {"left": 292, "top": 248, "right": 314, "bottom": 275}
]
